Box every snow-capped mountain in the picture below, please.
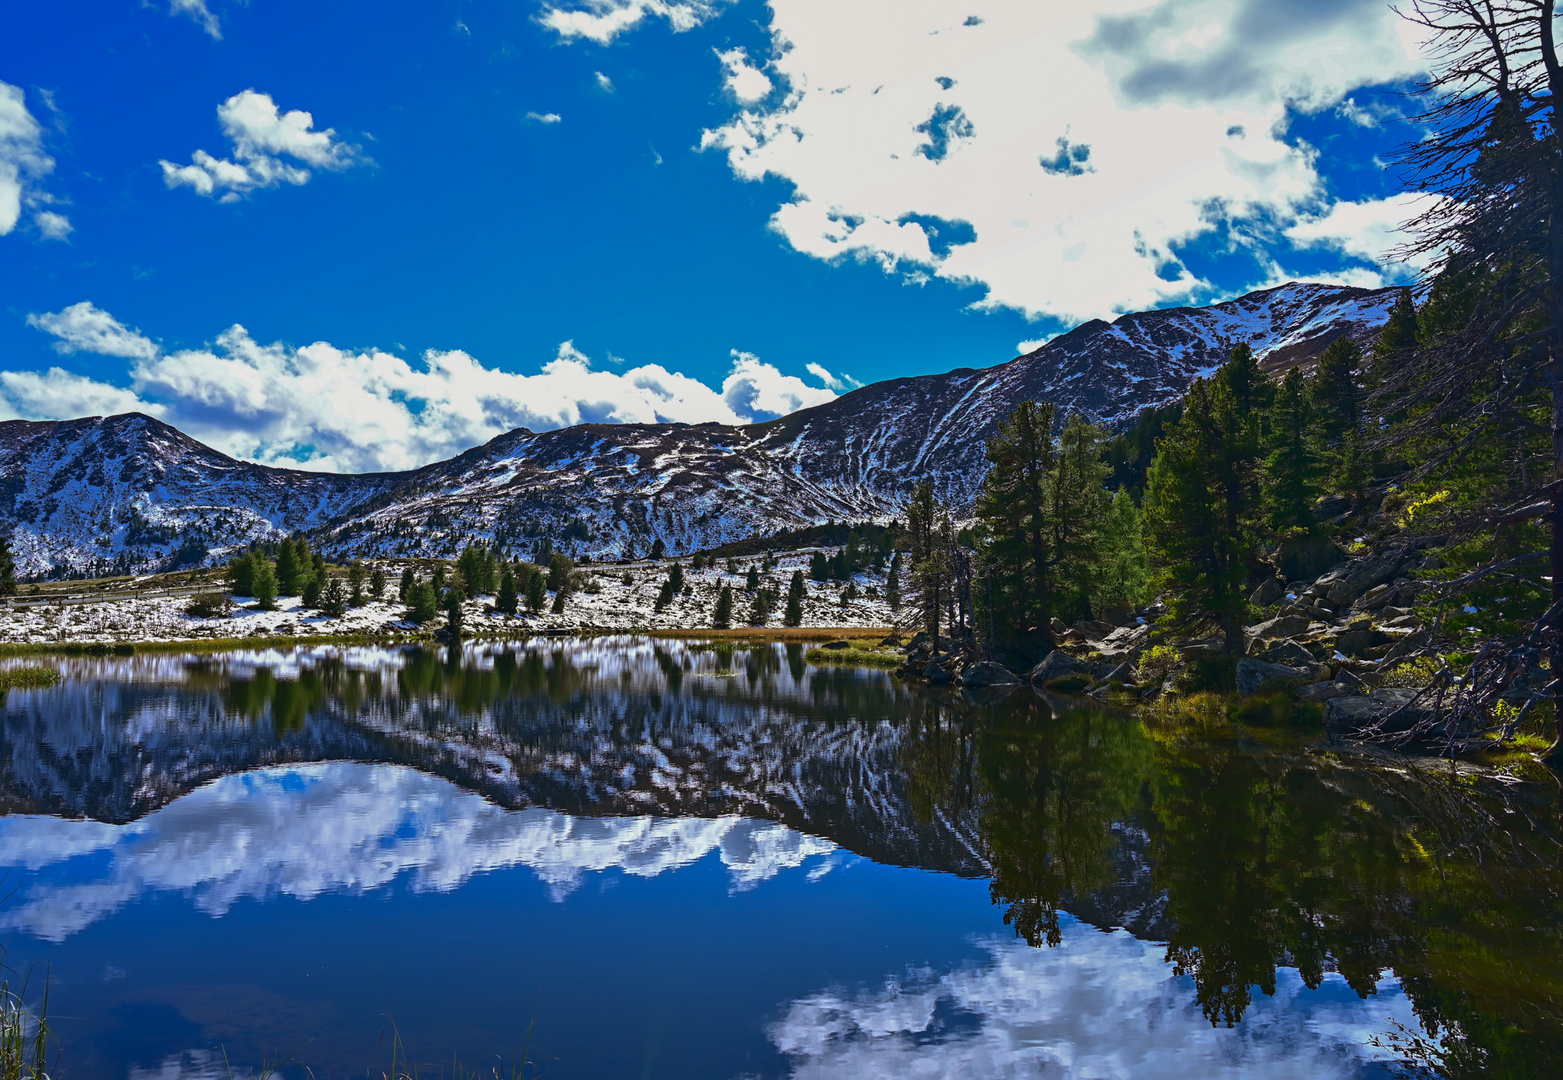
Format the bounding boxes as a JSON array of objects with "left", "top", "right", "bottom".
[{"left": 0, "top": 281, "right": 1401, "bottom": 576}]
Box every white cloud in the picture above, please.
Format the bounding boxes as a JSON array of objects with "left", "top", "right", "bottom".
[
  {"left": 26, "top": 301, "right": 159, "bottom": 360},
  {"left": 539, "top": 0, "right": 732, "bottom": 45},
  {"left": 595, "top": 71, "right": 615, "bottom": 92},
  {"left": 0, "top": 80, "right": 65, "bottom": 239},
  {"left": 0, "top": 762, "right": 836, "bottom": 940},
  {"left": 770, "top": 926, "right": 1418, "bottom": 1080},
  {"left": 0, "top": 367, "right": 160, "bottom": 423},
  {"left": 160, "top": 89, "right": 363, "bottom": 201},
  {"left": 19, "top": 304, "right": 837, "bottom": 472},
  {"left": 34, "top": 209, "right": 71, "bottom": 240},
  {"left": 697, "top": 0, "right": 1427, "bottom": 324},
  {"left": 1016, "top": 338, "right": 1048, "bottom": 354},
  {"left": 1284, "top": 192, "right": 1434, "bottom": 282},
  {"left": 716, "top": 47, "right": 773, "bottom": 104},
  {"left": 169, "top": 0, "right": 221, "bottom": 40},
  {"left": 526, "top": 111, "right": 563, "bottom": 124},
  {"left": 804, "top": 361, "right": 858, "bottom": 391}
]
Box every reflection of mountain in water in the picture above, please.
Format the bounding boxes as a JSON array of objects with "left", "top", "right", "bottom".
[
  {"left": 0, "top": 640, "right": 987, "bottom": 878},
  {"left": 2, "top": 641, "right": 1560, "bottom": 1078}
]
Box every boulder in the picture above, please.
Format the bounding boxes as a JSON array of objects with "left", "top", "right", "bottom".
[
  {"left": 1049, "top": 617, "right": 1069, "bottom": 636},
  {"left": 924, "top": 661, "right": 954, "bottom": 685},
  {"left": 1248, "top": 576, "right": 1285, "bottom": 608},
  {"left": 1235, "top": 657, "right": 1313, "bottom": 696},
  {"left": 1030, "top": 651, "right": 1088, "bottom": 685},
  {"left": 963, "top": 661, "right": 1019, "bottom": 687},
  {"left": 1382, "top": 629, "right": 1433, "bottom": 665},
  {"left": 1297, "top": 681, "right": 1355, "bottom": 703},
  {"left": 1258, "top": 638, "right": 1318, "bottom": 667},
  {"left": 1247, "top": 614, "right": 1312, "bottom": 641},
  {"left": 1315, "top": 551, "right": 1411, "bottom": 608},
  {"left": 1100, "top": 662, "right": 1134, "bottom": 684},
  {"left": 1072, "top": 619, "right": 1116, "bottom": 640},
  {"left": 1325, "top": 626, "right": 1383, "bottom": 656},
  {"left": 1325, "top": 687, "right": 1428, "bottom": 735},
  {"left": 1099, "top": 607, "right": 1136, "bottom": 628},
  {"left": 1275, "top": 533, "right": 1346, "bottom": 583},
  {"left": 1314, "top": 493, "right": 1352, "bottom": 519}
]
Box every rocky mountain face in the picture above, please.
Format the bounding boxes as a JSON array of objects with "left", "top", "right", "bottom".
[{"left": 0, "top": 281, "right": 1400, "bottom": 576}]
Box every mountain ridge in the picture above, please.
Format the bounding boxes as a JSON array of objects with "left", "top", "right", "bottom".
[{"left": 0, "top": 280, "right": 1402, "bottom": 577}]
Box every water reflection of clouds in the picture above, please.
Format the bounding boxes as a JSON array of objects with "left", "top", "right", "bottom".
[
  {"left": 771, "top": 926, "right": 1414, "bottom": 1079},
  {"left": 0, "top": 763, "right": 836, "bottom": 941}
]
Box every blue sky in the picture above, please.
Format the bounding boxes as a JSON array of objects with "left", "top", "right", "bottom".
[{"left": 0, "top": 1, "right": 1428, "bottom": 472}]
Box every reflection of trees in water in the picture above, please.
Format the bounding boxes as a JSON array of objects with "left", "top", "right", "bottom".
[{"left": 895, "top": 697, "right": 1563, "bottom": 1077}]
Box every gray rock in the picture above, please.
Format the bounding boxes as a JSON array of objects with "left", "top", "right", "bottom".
[
  {"left": 1249, "top": 576, "right": 1285, "bottom": 607},
  {"left": 963, "top": 661, "right": 1019, "bottom": 687},
  {"left": 1316, "top": 552, "right": 1411, "bottom": 607},
  {"left": 1326, "top": 626, "right": 1382, "bottom": 656},
  {"left": 1072, "top": 619, "right": 1116, "bottom": 640},
  {"left": 1235, "top": 657, "right": 1313, "bottom": 696},
  {"left": 1100, "top": 662, "right": 1134, "bottom": 683},
  {"left": 1297, "top": 681, "right": 1354, "bottom": 702},
  {"left": 1381, "top": 630, "right": 1433, "bottom": 664},
  {"left": 1247, "top": 614, "right": 1312, "bottom": 641},
  {"left": 924, "top": 661, "right": 954, "bottom": 685},
  {"left": 1275, "top": 534, "right": 1346, "bottom": 583},
  {"left": 1099, "top": 607, "right": 1136, "bottom": 628},
  {"left": 1325, "top": 687, "right": 1428, "bottom": 734},
  {"left": 1030, "top": 651, "right": 1087, "bottom": 685},
  {"left": 1259, "top": 638, "right": 1318, "bottom": 667}
]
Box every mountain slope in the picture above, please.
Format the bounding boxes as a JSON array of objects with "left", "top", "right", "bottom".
[{"left": 0, "top": 281, "right": 1401, "bottom": 575}]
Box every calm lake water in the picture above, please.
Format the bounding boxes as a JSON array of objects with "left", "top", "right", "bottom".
[{"left": 0, "top": 639, "right": 1558, "bottom": 1079}]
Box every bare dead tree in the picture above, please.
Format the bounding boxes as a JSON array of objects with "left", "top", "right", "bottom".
[{"left": 1381, "top": 1, "right": 1563, "bottom": 758}]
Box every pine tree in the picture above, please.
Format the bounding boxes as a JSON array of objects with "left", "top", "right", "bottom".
[
  {"left": 1143, "top": 376, "right": 1256, "bottom": 652},
  {"left": 405, "top": 580, "right": 438, "bottom": 623},
  {"left": 525, "top": 568, "right": 547, "bottom": 613},
  {"left": 669, "top": 562, "right": 685, "bottom": 593},
  {"left": 809, "top": 551, "right": 828, "bottom": 581},
  {"left": 369, "top": 567, "right": 387, "bottom": 601},
  {"left": 347, "top": 561, "right": 366, "bottom": 606},
  {"left": 0, "top": 537, "right": 14, "bottom": 598},
  {"left": 1264, "top": 366, "right": 1323, "bottom": 532},
  {"left": 1311, "top": 338, "right": 1362, "bottom": 442},
  {"left": 301, "top": 574, "right": 323, "bottom": 609},
  {"left": 445, "top": 586, "right": 465, "bottom": 635},
  {"left": 399, "top": 566, "right": 415, "bottom": 602},
  {"left": 650, "top": 537, "right": 667, "bottom": 560},
  {"left": 319, "top": 577, "right": 348, "bottom": 618},
  {"left": 497, "top": 568, "right": 519, "bottom": 614},
  {"left": 747, "top": 586, "right": 774, "bottom": 626},
  {"left": 1219, "top": 342, "right": 1272, "bottom": 418},
  {"left": 885, "top": 550, "right": 902, "bottom": 611},
  {"left": 551, "top": 588, "right": 566, "bottom": 614},
  {"left": 1093, "top": 488, "right": 1149, "bottom": 613},
  {"left": 745, "top": 565, "right": 760, "bottom": 591},
  {"left": 547, "top": 554, "right": 573, "bottom": 592},
  {"left": 1370, "top": 287, "right": 1418, "bottom": 382},
  {"left": 251, "top": 559, "right": 278, "bottom": 611},
  {"left": 783, "top": 570, "right": 805, "bottom": 627},
  {"left": 713, "top": 585, "right": 733, "bottom": 628},
  {"left": 228, "top": 551, "right": 258, "bottom": 597},
  {"left": 274, "top": 538, "right": 305, "bottom": 596}
]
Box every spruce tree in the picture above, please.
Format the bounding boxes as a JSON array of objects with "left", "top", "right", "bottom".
[
  {"left": 745, "top": 565, "right": 760, "bottom": 591},
  {"left": 320, "top": 577, "right": 348, "bottom": 618},
  {"left": 1264, "top": 366, "right": 1323, "bottom": 532},
  {"left": 347, "top": 561, "right": 367, "bottom": 606},
  {"left": 1093, "top": 488, "right": 1149, "bottom": 614},
  {"left": 274, "top": 538, "right": 304, "bottom": 596},
  {"left": 228, "top": 551, "right": 257, "bottom": 597},
  {"left": 1311, "top": 338, "right": 1362, "bottom": 442},
  {"left": 0, "top": 537, "right": 14, "bottom": 598},
  {"left": 398, "top": 566, "right": 415, "bottom": 602},
  {"left": 783, "top": 570, "right": 805, "bottom": 627},
  {"left": 524, "top": 568, "right": 547, "bottom": 613},
  {"left": 1143, "top": 377, "right": 1256, "bottom": 653},
  {"left": 547, "top": 554, "right": 573, "bottom": 592},
  {"left": 497, "top": 568, "right": 518, "bottom": 614},
  {"left": 551, "top": 588, "right": 566, "bottom": 614},
  {"left": 713, "top": 585, "right": 734, "bottom": 628},
  {"left": 406, "top": 580, "right": 438, "bottom": 624},
  {"left": 445, "top": 586, "right": 465, "bottom": 635},
  {"left": 251, "top": 559, "right": 278, "bottom": 611},
  {"left": 1218, "top": 342, "right": 1272, "bottom": 418},
  {"left": 650, "top": 537, "right": 666, "bottom": 560},
  {"left": 301, "top": 574, "right": 323, "bottom": 609},
  {"left": 885, "top": 550, "right": 902, "bottom": 612},
  {"left": 369, "top": 567, "right": 387, "bottom": 601},
  {"left": 809, "top": 551, "right": 828, "bottom": 581},
  {"left": 1370, "top": 287, "right": 1418, "bottom": 382}
]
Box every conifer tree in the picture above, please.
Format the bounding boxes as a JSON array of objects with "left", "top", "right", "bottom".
[
  {"left": 347, "top": 561, "right": 366, "bottom": 606},
  {"left": 551, "top": 588, "right": 566, "bottom": 614},
  {"left": 301, "top": 574, "right": 323, "bottom": 609},
  {"left": 885, "top": 550, "right": 902, "bottom": 612},
  {"left": 783, "top": 570, "right": 805, "bottom": 627},
  {"left": 497, "top": 568, "right": 519, "bottom": 614},
  {"left": 405, "top": 579, "right": 437, "bottom": 623},
  {"left": 713, "top": 585, "right": 734, "bottom": 628},
  {"left": 251, "top": 559, "right": 278, "bottom": 611},
  {"left": 1311, "top": 338, "right": 1362, "bottom": 442},
  {"left": 1370, "top": 287, "right": 1418, "bottom": 381},
  {"left": 320, "top": 577, "right": 348, "bottom": 618},
  {"left": 369, "top": 567, "right": 387, "bottom": 601},
  {"left": 0, "top": 537, "right": 14, "bottom": 598},
  {"left": 649, "top": 537, "right": 666, "bottom": 560},
  {"left": 547, "top": 554, "right": 573, "bottom": 592},
  {"left": 747, "top": 585, "right": 774, "bottom": 625},
  {"left": 1219, "top": 342, "right": 1272, "bottom": 418},
  {"left": 809, "top": 551, "right": 828, "bottom": 581},
  {"left": 228, "top": 551, "right": 258, "bottom": 597},
  {"left": 445, "top": 586, "right": 465, "bottom": 635},
  {"left": 399, "top": 566, "right": 415, "bottom": 603},
  {"left": 275, "top": 538, "right": 305, "bottom": 596},
  {"left": 1143, "top": 374, "right": 1258, "bottom": 652},
  {"left": 524, "top": 568, "right": 547, "bottom": 613},
  {"left": 745, "top": 564, "right": 760, "bottom": 591},
  {"left": 1264, "top": 367, "right": 1323, "bottom": 532},
  {"left": 1093, "top": 488, "right": 1149, "bottom": 613}
]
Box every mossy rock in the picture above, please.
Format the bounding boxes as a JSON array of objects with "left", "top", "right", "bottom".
[{"left": 1044, "top": 673, "right": 1093, "bottom": 694}]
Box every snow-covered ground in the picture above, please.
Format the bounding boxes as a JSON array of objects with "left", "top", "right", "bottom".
[{"left": 0, "top": 551, "right": 896, "bottom": 645}]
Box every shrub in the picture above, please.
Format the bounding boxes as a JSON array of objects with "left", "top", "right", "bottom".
[
  {"left": 184, "top": 591, "right": 233, "bottom": 618},
  {"left": 1136, "top": 644, "right": 1181, "bottom": 686},
  {"left": 1381, "top": 655, "right": 1445, "bottom": 688}
]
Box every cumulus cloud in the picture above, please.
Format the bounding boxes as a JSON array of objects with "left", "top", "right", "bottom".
[
  {"left": 160, "top": 89, "right": 363, "bottom": 202},
  {"left": 716, "top": 47, "right": 773, "bottom": 104},
  {"left": 1284, "top": 191, "right": 1434, "bottom": 281},
  {"left": 169, "top": 0, "right": 221, "bottom": 39},
  {"left": 0, "top": 762, "right": 836, "bottom": 940},
  {"left": 538, "top": 0, "right": 733, "bottom": 44},
  {"left": 770, "top": 926, "right": 1418, "bottom": 1080},
  {"left": 0, "top": 368, "right": 160, "bottom": 424},
  {"left": 26, "top": 301, "right": 159, "bottom": 359},
  {"left": 594, "top": 71, "right": 615, "bottom": 92},
  {"left": 525, "top": 111, "right": 563, "bottom": 124},
  {"left": 17, "top": 303, "right": 837, "bottom": 472},
  {"left": 696, "top": 1, "right": 1427, "bottom": 324},
  {"left": 0, "top": 81, "right": 68, "bottom": 240}
]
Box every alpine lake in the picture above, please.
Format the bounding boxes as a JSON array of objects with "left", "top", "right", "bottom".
[{"left": 0, "top": 638, "right": 1558, "bottom": 1080}]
